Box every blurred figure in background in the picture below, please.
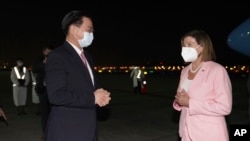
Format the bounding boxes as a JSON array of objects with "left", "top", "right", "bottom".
[
  {"left": 10, "top": 58, "right": 30, "bottom": 115},
  {"left": 32, "top": 44, "right": 53, "bottom": 140},
  {"left": 130, "top": 66, "right": 144, "bottom": 94},
  {"left": 30, "top": 70, "right": 40, "bottom": 115}
]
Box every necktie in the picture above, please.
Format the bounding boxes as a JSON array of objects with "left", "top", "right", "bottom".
[
  {"left": 80, "top": 51, "right": 94, "bottom": 85},
  {"left": 80, "top": 51, "right": 87, "bottom": 66}
]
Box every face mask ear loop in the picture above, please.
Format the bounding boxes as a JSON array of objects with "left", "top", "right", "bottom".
[{"left": 196, "top": 45, "right": 202, "bottom": 56}]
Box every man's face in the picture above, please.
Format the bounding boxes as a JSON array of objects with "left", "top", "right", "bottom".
[
  {"left": 17, "top": 61, "right": 23, "bottom": 66},
  {"left": 74, "top": 17, "right": 94, "bottom": 40}
]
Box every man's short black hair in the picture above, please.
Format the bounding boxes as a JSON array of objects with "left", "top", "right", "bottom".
[{"left": 61, "top": 10, "right": 91, "bottom": 35}]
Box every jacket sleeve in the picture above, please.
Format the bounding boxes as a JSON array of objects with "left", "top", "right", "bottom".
[
  {"left": 45, "top": 51, "right": 95, "bottom": 109},
  {"left": 173, "top": 69, "right": 185, "bottom": 111},
  {"left": 173, "top": 100, "right": 182, "bottom": 111}
]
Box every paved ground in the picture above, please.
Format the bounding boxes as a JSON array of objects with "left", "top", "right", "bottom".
[{"left": 0, "top": 72, "right": 249, "bottom": 141}]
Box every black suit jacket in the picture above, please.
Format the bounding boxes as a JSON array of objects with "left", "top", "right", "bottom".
[{"left": 45, "top": 41, "right": 100, "bottom": 141}]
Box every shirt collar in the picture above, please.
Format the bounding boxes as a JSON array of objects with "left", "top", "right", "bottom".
[{"left": 66, "top": 40, "right": 82, "bottom": 55}]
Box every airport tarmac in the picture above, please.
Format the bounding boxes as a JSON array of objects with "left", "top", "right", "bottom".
[{"left": 0, "top": 72, "right": 249, "bottom": 141}]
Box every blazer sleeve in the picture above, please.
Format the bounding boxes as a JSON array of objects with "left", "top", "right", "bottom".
[
  {"left": 189, "top": 66, "right": 232, "bottom": 116},
  {"left": 173, "top": 68, "right": 186, "bottom": 111}
]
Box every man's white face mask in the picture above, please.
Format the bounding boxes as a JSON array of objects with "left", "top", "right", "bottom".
[
  {"left": 78, "top": 32, "right": 94, "bottom": 48},
  {"left": 181, "top": 47, "right": 198, "bottom": 62}
]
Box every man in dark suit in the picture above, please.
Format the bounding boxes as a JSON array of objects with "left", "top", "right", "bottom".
[{"left": 44, "top": 10, "right": 111, "bottom": 141}]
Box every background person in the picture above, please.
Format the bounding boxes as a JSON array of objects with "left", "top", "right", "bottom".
[
  {"left": 30, "top": 70, "right": 40, "bottom": 115},
  {"left": 10, "top": 58, "right": 30, "bottom": 115},
  {"left": 130, "top": 66, "right": 144, "bottom": 94},
  {"left": 32, "top": 44, "right": 53, "bottom": 140}
]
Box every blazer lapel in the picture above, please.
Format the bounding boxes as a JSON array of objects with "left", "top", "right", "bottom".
[
  {"left": 187, "top": 62, "right": 207, "bottom": 96},
  {"left": 63, "top": 42, "right": 94, "bottom": 87}
]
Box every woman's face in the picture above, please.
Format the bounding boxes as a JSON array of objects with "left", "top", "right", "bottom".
[
  {"left": 182, "top": 36, "right": 203, "bottom": 54},
  {"left": 183, "top": 36, "right": 199, "bottom": 48}
]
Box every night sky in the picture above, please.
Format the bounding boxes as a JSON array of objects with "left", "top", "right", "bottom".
[{"left": 0, "top": 3, "right": 249, "bottom": 66}]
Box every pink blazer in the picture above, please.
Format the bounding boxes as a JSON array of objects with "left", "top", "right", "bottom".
[{"left": 173, "top": 61, "right": 232, "bottom": 141}]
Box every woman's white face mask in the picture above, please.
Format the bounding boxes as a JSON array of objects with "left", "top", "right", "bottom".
[{"left": 181, "top": 47, "right": 198, "bottom": 62}]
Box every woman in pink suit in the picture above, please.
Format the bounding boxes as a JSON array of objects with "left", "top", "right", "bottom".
[{"left": 173, "top": 29, "right": 232, "bottom": 141}]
